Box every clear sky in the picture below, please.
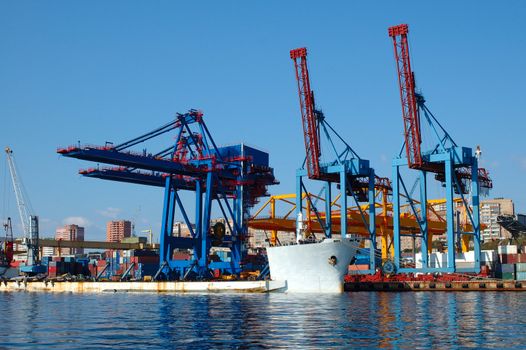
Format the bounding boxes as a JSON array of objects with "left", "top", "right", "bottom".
[{"left": 1, "top": 1, "right": 524, "bottom": 241}]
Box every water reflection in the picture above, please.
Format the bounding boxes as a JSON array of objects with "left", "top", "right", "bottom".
[{"left": 0, "top": 291, "right": 525, "bottom": 349}]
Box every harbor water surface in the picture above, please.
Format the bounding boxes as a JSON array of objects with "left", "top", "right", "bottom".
[{"left": 1, "top": 291, "right": 525, "bottom": 349}]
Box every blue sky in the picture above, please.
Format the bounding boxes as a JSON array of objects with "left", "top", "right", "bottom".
[{"left": 1, "top": 2, "right": 524, "bottom": 241}]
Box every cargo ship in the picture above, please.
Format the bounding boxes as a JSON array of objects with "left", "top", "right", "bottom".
[{"left": 267, "top": 237, "right": 360, "bottom": 293}]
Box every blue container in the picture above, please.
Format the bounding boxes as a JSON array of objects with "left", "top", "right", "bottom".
[
  {"left": 76, "top": 258, "right": 89, "bottom": 264},
  {"left": 500, "top": 263, "right": 516, "bottom": 273},
  {"left": 217, "top": 144, "right": 270, "bottom": 167},
  {"left": 516, "top": 271, "right": 526, "bottom": 281},
  {"left": 352, "top": 248, "right": 381, "bottom": 266}
]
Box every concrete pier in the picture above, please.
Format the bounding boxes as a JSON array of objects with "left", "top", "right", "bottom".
[
  {"left": 0, "top": 280, "right": 286, "bottom": 293},
  {"left": 345, "top": 280, "right": 525, "bottom": 292}
]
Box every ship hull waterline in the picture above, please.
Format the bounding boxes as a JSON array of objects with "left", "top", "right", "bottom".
[{"left": 266, "top": 238, "right": 359, "bottom": 293}]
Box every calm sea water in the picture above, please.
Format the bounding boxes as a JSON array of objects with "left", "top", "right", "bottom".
[{"left": 0, "top": 291, "right": 525, "bottom": 349}]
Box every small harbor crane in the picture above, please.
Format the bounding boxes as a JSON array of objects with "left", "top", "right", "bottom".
[
  {"left": 0, "top": 218, "right": 14, "bottom": 266},
  {"left": 5, "top": 147, "right": 45, "bottom": 275}
]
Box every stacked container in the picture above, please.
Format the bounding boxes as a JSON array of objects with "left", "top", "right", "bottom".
[
  {"left": 516, "top": 263, "right": 526, "bottom": 281},
  {"left": 45, "top": 257, "right": 90, "bottom": 278},
  {"left": 496, "top": 263, "right": 516, "bottom": 280}
]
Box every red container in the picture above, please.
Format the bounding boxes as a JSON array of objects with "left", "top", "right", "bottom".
[
  {"left": 501, "top": 254, "right": 518, "bottom": 264},
  {"left": 518, "top": 254, "right": 526, "bottom": 263},
  {"left": 173, "top": 252, "right": 190, "bottom": 260},
  {"left": 349, "top": 264, "right": 370, "bottom": 272},
  {"left": 48, "top": 266, "right": 57, "bottom": 278},
  {"left": 136, "top": 256, "right": 160, "bottom": 264}
]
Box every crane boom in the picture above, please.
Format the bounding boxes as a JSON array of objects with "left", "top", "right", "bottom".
[
  {"left": 290, "top": 47, "right": 322, "bottom": 179},
  {"left": 388, "top": 24, "right": 423, "bottom": 170},
  {"left": 5, "top": 147, "right": 31, "bottom": 235}
]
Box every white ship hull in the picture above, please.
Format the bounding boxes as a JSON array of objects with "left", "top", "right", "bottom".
[{"left": 266, "top": 238, "right": 359, "bottom": 293}]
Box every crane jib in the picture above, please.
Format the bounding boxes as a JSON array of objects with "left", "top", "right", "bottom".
[{"left": 290, "top": 47, "right": 322, "bottom": 179}]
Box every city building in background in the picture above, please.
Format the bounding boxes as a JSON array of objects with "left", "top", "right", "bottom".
[
  {"left": 172, "top": 221, "right": 194, "bottom": 238},
  {"left": 481, "top": 198, "right": 514, "bottom": 241},
  {"left": 55, "top": 224, "right": 85, "bottom": 255},
  {"left": 423, "top": 198, "right": 515, "bottom": 247},
  {"left": 106, "top": 220, "right": 132, "bottom": 243}
]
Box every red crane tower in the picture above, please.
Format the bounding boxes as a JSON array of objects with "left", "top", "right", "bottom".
[
  {"left": 290, "top": 47, "right": 322, "bottom": 180},
  {"left": 388, "top": 23, "right": 492, "bottom": 273}
]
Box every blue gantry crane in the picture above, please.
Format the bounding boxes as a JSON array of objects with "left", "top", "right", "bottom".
[
  {"left": 290, "top": 48, "right": 380, "bottom": 272},
  {"left": 58, "top": 110, "right": 278, "bottom": 279},
  {"left": 388, "top": 24, "right": 492, "bottom": 273}
]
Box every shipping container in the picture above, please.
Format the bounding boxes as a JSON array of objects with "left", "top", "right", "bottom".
[
  {"left": 516, "top": 263, "right": 526, "bottom": 272},
  {"left": 501, "top": 272, "right": 516, "bottom": 280},
  {"left": 500, "top": 263, "right": 516, "bottom": 273},
  {"left": 516, "top": 271, "right": 526, "bottom": 281},
  {"left": 132, "top": 249, "right": 158, "bottom": 257},
  {"left": 131, "top": 256, "right": 159, "bottom": 264},
  {"left": 500, "top": 254, "right": 518, "bottom": 264},
  {"left": 349, "top": 264, "right": 370, "bottom": 271},
  {"left": 498, "top": 245, "right": 518, "bottom": 255}
]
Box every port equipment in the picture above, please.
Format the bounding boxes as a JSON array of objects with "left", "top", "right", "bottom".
[
  {"left": 58, "top": 110, "right": 277, "bottom": 279},
  {"left": 388, "top": 24, "right": 492, "bottom": 273},
  {"left": 1, "top": 218, "right": 14, "bottom": 265},
  {"left": 25, "top": 238, "right": 159, "bottom": 251},
  {"left": 5, "top": 147, "right": 45, "bottom": 275},
  {"left": 249, "top": 194, "right": 480, "bottom": 248},
  {"left": 290, "top": 48, "right": 378, "bottom": 272},
  {"left": 497, "top": 215, "right": 526, "bottom": 242}
]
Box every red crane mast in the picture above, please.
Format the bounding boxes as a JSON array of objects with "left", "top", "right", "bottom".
[
  {"left": 388, "top": 24, "right": 424, "bottom": 170},
  {"left": 290, "top": 47, "right": 322, "bottom": 179}
]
